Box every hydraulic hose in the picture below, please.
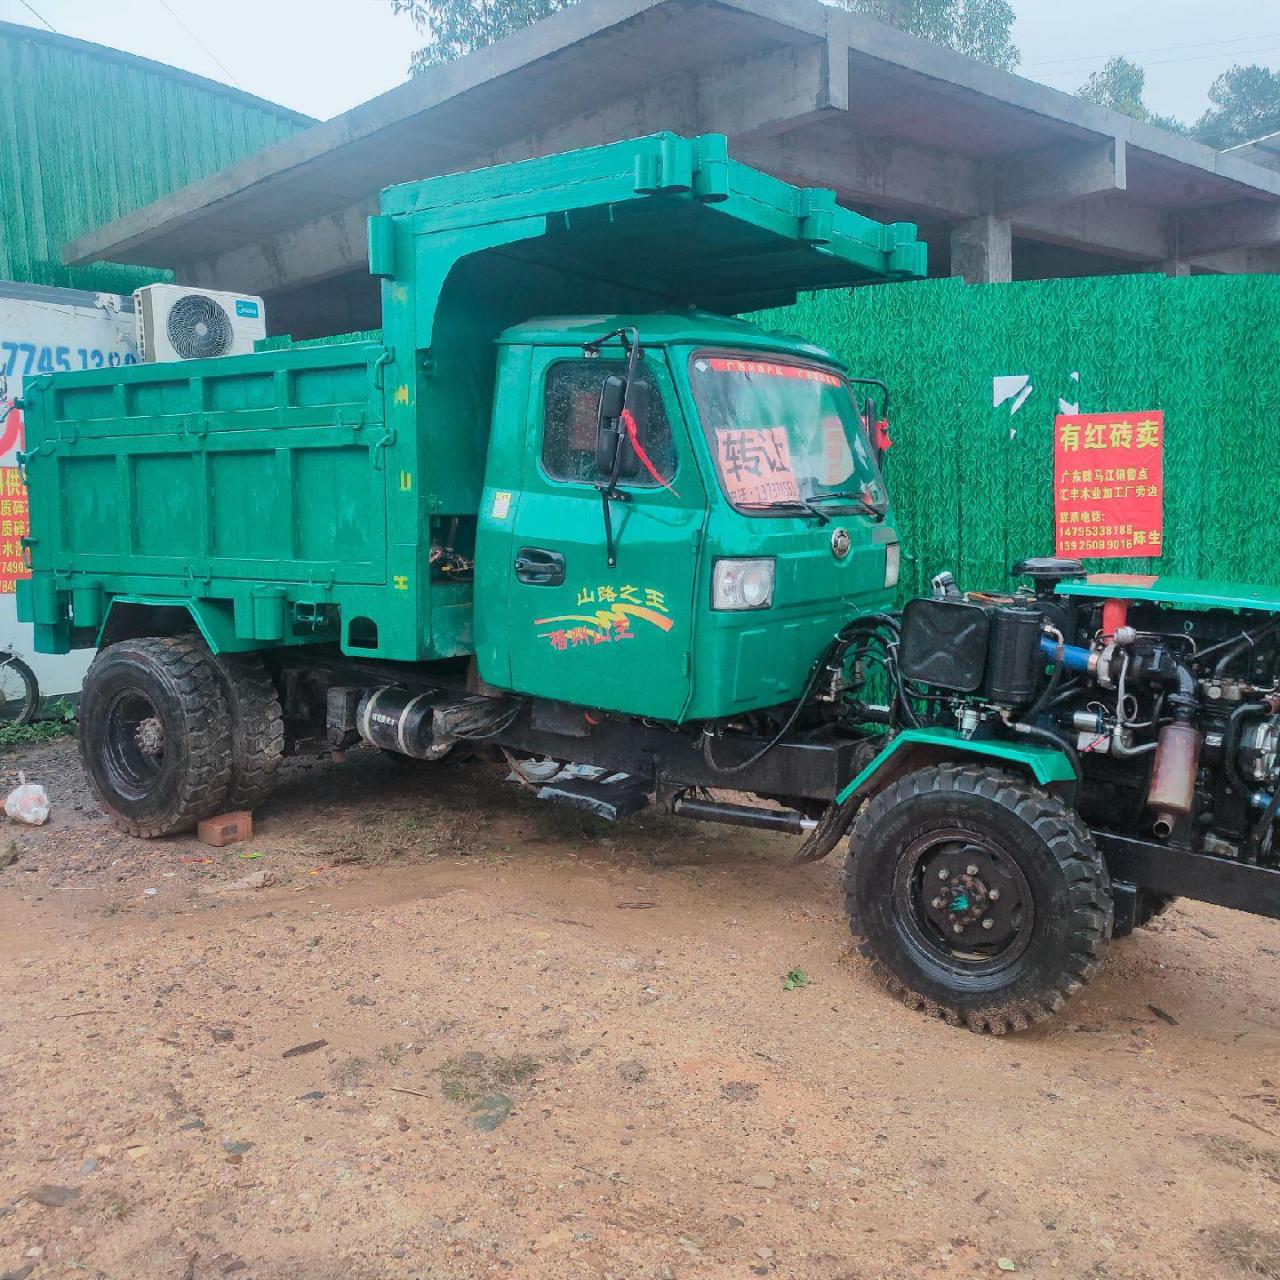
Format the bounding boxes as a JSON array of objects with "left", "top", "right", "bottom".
[
  {"left": 1012, "top": 721, "right": 1083, "bottom": 786},
  {"left": 1196, "top": 618, "right": 1280, "bottom": 671},
  {"left": 1025, "top": 651, "right": 1065, "bottom": 723},
  {"left": 701, "top": 614, "right": 901, "bottom": 776}
]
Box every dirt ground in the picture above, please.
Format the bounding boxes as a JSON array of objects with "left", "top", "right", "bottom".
[{"left": 2, "top": 740, "right": 1280, "bottom": 1280}]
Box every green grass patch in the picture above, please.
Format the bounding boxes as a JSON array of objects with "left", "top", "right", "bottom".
[
  {"left": 0, "top": 714, "right": 75, "bottom": 751},
  {"left": 436, "top": 1051, "right": 538, "bottom": 1105}
]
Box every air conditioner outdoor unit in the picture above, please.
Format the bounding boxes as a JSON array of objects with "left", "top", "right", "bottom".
[{"left": 133, "top": 284, "right": 267, "bottom": 363}]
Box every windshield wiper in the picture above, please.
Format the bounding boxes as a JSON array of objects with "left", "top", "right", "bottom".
[
  {"left": 810, "top": 491, "right": 888, "bottom": 523},
  {"left": 736, "top": 499, "right": 830, "bottom": 526}
]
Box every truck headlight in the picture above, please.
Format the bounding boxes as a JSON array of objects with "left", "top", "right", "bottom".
[
  {"left": 885, "top": 542, "right": 902, "bottom": 590},
  {"left": 714, "top": 558, "right": 775, "bottom": 611}
]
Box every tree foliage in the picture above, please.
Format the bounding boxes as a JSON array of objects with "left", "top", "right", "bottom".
[
  {"left": 839, "top": 0, "right": 1018, "bottom": 71},
  {"left": 1078, "top": 56, "right": 1148, "bottom": 120},
  {"left": 1193, "top": 64, "right": 1280, "bottom": 149},
  {"left": 391, "top": 0, "right": 576, "bottom": 74},
  {"left": 394, "top": 0, "right": 1019, "bottom": 75},
  {"left": 1078, "top": 55, "right": 1280, "bottom": 148}
]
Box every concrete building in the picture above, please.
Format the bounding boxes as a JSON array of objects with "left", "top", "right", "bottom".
[{"left": 60, "top": 0, "right": 1280, "bottom": 338}]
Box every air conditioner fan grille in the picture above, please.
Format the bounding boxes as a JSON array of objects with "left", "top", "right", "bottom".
[{"left": 166, "top": 294, "right": 234, "bottom": 360}]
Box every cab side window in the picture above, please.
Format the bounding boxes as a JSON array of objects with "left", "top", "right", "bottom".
[{"left": 542, "top": 360, "right": 677, "bottom": 487}]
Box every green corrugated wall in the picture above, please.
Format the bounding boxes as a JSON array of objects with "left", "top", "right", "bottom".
[
  {"left": 757, "top": 275, "right": 1280, "bottom": 599},
  {"left": 0, "top": 21, "right": 312, "bottom": 293}
]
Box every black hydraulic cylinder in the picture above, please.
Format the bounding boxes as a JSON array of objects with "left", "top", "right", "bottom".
[{"left": 672, "top": 796, "right": 815, "bottom": 835}]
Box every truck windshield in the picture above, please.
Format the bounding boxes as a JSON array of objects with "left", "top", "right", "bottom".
[{"left": 689, "top": 354, "right": 886, "bottom": 518}]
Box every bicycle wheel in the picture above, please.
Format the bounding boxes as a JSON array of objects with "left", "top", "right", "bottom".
[{"left": 0, "top": 655, "right": 39, "bottom": 724}]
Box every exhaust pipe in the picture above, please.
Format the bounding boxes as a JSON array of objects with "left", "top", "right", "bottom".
[{"left": 1148, "top": 722, "right": 1202, "bottom": 838}]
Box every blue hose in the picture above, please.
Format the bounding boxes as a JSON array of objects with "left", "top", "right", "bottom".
[{"left": 1039, "top": 635, "right": 1092, "bottom": 674}]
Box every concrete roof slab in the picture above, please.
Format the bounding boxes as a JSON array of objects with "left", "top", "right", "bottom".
[{"left": 62, "top": 0, "right": 1280, "bottom": 286}]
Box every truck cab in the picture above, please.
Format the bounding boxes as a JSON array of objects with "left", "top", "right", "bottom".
[{"left": 477, "top": 312, "right": 901, "bottom": 723}]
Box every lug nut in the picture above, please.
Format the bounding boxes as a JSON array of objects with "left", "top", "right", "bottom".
[
  {"left": 938, "top": 869, "right": 949, "bottom": 880},
  {"left": 988, "top": 889, "right": 1000, "bottom": 902},
  {"left": 931, "top": 897, "right": 943, "bottom": 909},
  {"left": 952, "top": 924, "right": 964, "bottom": 935},
  {"left": 982, "top": 919, "right": 994, "bottom": 931},
  {"left": 966, "top": 865, "right": 979, "bottom": 876}
]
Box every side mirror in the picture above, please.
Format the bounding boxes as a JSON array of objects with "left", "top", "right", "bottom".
[
  {"left": 595, "top": 374, "right": 627, "bottom": 476},
  {"left": 864, "top": 395, "right": 885, "bottom": 465},
  {"left": 595, "top": 377, "right": 651, "bottom": 481}
]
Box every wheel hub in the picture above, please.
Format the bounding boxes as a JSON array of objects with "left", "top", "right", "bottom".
[
  {"left": 919, "top": 844, "right": 1018, "bottom": 947},
  {"left": 135, "top": 716, "right": 165, "bottom": 758}
]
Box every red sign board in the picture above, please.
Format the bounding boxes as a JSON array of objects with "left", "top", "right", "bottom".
[
  {"left": 1054, "top": 411, "right": 1164, "bottom": 559},
  {"left": 0, "top": 467, "right": 29, "bottom": 594}
]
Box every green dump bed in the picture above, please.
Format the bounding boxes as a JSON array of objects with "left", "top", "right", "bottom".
[{"left": 18, "top": 132, "right": 924, "bottom": 661}]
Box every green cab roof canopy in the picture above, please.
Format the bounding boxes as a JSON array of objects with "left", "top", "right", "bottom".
[
  {"left": 496, "top": 310, "right": 845, "bottom": 364},
  {"left": 371, "top": 132, "right": 926, "bottom": 347}
]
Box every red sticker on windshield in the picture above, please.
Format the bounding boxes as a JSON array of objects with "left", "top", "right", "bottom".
[
  {"left": 706, "top": 358, "right": 842, "bottom": 387},
  {"left": 716, "top": 428, "right": 801, "bottom": 505}
]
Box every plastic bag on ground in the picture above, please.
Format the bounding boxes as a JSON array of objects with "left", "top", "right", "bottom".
[{"left": 6, "top": 773, "right": 50, "bottom": 825}]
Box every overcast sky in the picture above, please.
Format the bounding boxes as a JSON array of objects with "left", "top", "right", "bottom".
[{"left": 3, "top": 0, "right": 1278, "bottom": 127}]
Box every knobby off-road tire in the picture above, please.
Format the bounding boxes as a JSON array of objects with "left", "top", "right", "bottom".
[
  {"left": 212, "top": 653, "right": 285, "bottom": 811},
  {"left": 78, "top": 637, "right": 233, "bottom": 838},
  {"left": 844, "top": 765, "right": 1113, "bottom": 1034}
]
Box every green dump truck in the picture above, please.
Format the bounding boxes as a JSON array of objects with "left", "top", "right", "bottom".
[{"left": 18, "top": 134, "right": 1280, "bottom": 1033}]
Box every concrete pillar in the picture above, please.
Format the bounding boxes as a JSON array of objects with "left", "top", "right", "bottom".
[{"left": 950, "top": 216, "right": 1013, "bottom": 284}]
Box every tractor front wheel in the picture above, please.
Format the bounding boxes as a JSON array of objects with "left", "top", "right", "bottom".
[
  {"left": 78, "top": 637, "right": 233, "bottom": 838},
  {"left": 844, "top": 765, "right": 1113, "bottom": 1034}
]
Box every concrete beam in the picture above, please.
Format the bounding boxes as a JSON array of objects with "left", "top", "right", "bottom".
[
  {"left": 483, "top": 73, "right": 698, "bottom": 166},
  {"left": 951, "top": 216, "right": 1012, "bottom": 283},
  {"left": 1015, "top": 193, "right": 1169, "bottom": 262},
  {"left": 484, "top": 37, "right": 841, "bottom": 165},
  {"left": 1174, "top": 200, "right": 1280, "bottom": 256},
  {"left": 695, "top": 36, "right": 847, "bottom": 138},
  {"left": 993, "top": 139, "right": 1126, "bottom": 214},
  {"left": 178, "top": 200, "right": 376, "bottom": 296},
  {"left": 737, "top": 130, "right": 984, "bottom": 220},
  {"left": 1184, "top": 245, "right": 1280, "bottom": 274}
]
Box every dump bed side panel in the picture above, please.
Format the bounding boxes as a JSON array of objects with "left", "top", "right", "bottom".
[{"left": 20, "top": 342, "right": 399, "bottom": 655}]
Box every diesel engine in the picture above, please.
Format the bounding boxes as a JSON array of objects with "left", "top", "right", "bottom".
[{"left": 896, "top": 557, "right": 1280, "bottom": 866}]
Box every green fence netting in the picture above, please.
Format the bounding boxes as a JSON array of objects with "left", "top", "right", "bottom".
[{"left": 756, "top": 274, "right": 1280, "bottom": 601}]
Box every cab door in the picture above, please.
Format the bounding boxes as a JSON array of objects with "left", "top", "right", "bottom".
[{"left": 505, "top": 348, "right": 706, "bottom": 722}]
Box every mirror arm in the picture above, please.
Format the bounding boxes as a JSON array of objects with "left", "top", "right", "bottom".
[
  {"left": 847, "top": 376, "right": 890, "bottom": 423},
  {"left": 848, "top": 376, "right": 891, "bottom": 465},
  {"left": 588, "top": 327, "right": 643, "bottom": 566}
]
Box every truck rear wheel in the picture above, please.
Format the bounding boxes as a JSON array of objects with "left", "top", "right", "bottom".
[
  {"left": 213, "top": 653, "right": 284, "bottom": 811},
  {"left": 79, "top": 637, "right": 233, "bottom": 838},
  {"left": 844, "top": 765, "right": 1112, "bottom": 1034}
]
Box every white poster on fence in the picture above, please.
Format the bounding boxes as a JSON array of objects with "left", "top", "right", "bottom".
[{"left": 0, "top": 282, "right": 138, "bottom": 700}]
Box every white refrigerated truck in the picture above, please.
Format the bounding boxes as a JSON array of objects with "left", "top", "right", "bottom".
[{"left": 0, "top": 280, "right": 138, "bottom": 709}]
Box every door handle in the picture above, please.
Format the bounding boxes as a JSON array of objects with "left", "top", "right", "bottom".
[{"left": 514, "top": 547, "right": 566, "bottom": 586}]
